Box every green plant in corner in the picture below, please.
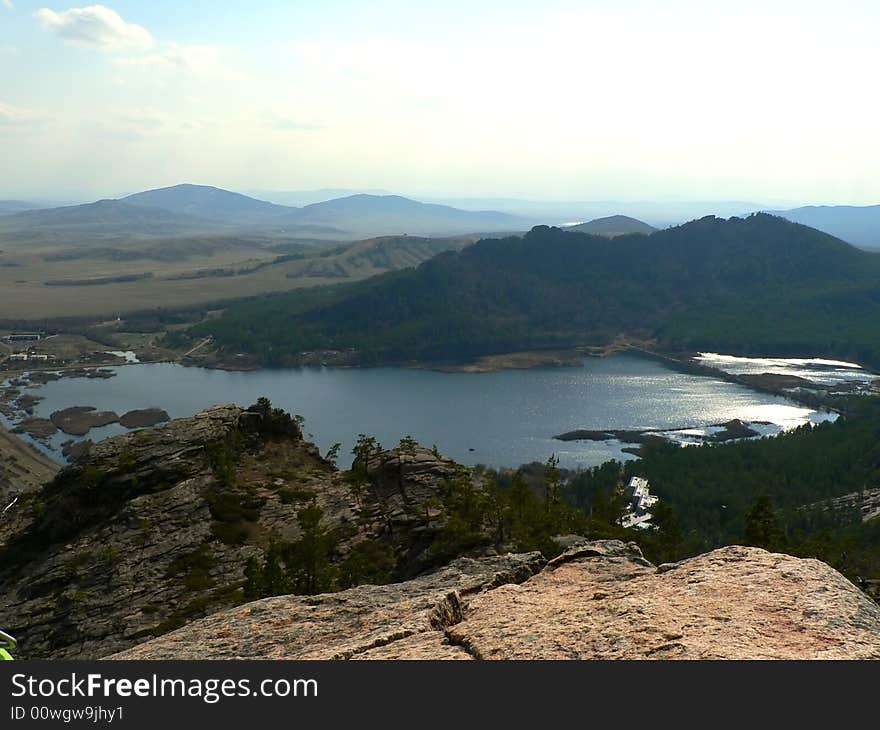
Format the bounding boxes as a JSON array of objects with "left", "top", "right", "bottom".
[{"left": 0, "top": 630, "right": 15, "bottom": 660}]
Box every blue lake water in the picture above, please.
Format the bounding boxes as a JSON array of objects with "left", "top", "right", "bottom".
[{"left": 3, "top": 353, "right": 836, "bottom": 470}]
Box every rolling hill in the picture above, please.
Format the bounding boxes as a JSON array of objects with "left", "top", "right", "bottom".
[
  {"left": 122, "top": 184, "right": 294, "bottom": 224},
  {"left": 293, "top": 194, "right": 525, "bottom": 236},
  {"left": 565, "top": 215, "right": 657, "bottom": 237},
  {"left": 316, "top": 234, "right": 477, "bottom": 273},
  {"left": 0, "top": 200, "right": 42, "bottom": 216},
  {"left": 768, "top": 204, "right": 880, "bottom": 249},
  {"left": 196, "top": 214, "right": 880, "bottom": 367},
  {"left": 0, "top": 199, "right": 226, "bottom": 243},
  {"left": 4, "top": 199, "right": 210, "bottom": 227},
  {"left": 244, "top": 188, "right": 393, "bottom": 207}
]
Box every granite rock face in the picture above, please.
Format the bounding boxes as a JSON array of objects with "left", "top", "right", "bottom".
[
  {"left": 354, "top": 443, "right": 465, "bottom": 574},
  {"left": 0, "top": 405, "right": 470, "bottom": 659},
  {"left": 111, "top": 540, "right": 880, "bottom": 660},
  {"left": 447, "top": 542, "right": 880, "bottom": 659},
  {"left": 356, "top": 443, "right": 462, "bottom": 517},
  {"left": 0, "top": 404, "right": 324, "bottom": 659},
  {"left": 112, "top": 552, "right": 545, "bottom": 660},
  {"left": 813, "top": 487, "right": 880, "bottom": 524}
]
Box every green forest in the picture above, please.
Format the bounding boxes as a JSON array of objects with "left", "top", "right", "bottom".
[
  {"left": 191, "top": 214, "right": 880, "bottom": 368},
  {"left": 569, "top": 397, "right": 880, "bottom": 587},
  {"left": 239, "top": 397, "right": 880, "bottom": 603}
]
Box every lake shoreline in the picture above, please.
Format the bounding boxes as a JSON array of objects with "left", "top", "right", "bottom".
[
  {"left": 0, "top": 421, "right": 60, "bottom": 497},
  {"left": 182, "top": 334, "right": 876, "bottom": 413},
  {"left": 13, "top": 324, "right": 855, "bottom": 415},
  {"left": 1, "top": 351, "right": 843, "bottom": 473}
]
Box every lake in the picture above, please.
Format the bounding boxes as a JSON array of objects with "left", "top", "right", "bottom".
[{"left": 3, "top": 353, "right": 838, "bottom": 470}]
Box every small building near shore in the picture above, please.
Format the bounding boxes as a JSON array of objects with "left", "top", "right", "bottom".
[
  {"left": 3, "top": 332, "right": 43, "bottom": 342},
  {"left": 620, "top": 476, "right": 660, "bottom": 530}
]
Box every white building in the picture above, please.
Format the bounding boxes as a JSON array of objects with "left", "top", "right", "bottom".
[
  {"left": 619, "top": 476, "right": 660, "bottom": 530},
  {"left": 3, "top": 332, "right": 42, "bottom": 342}
]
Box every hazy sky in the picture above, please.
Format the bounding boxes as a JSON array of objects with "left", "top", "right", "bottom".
[{"left": 1, "top": 0, "right": 879, "bottom": 203}]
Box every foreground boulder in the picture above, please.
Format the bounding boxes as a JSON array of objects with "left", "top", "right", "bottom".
[
  {"left": 447, "top": 542, "right": 880, "bottom": 659},
  {"left": 111, "top": 540, "right": 880, "bottom": 660},
  {"left": 112, "top": 552, "right": 545, "bottom": 660}
]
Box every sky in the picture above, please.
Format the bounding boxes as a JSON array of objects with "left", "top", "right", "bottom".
[{"left": 1, "top": 0, "right": 879, "bottom": 203}]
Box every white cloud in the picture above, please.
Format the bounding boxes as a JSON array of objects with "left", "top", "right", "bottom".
[
  {"left": 260, "top": 110, "right": 323, "bottom": 132},
  {"left": 77, "top": 108, "right": 217, "bottom": 143},
  {"left": 0, "top": 103, "right": 28, "bottom": 126},
  {"left": 2, "top": 1, "right": 15, "bottom": 11},
  {"left": 0, "top": 102, "right": 47, "bottom": 135},
  {"left": 117, "top": 43, "right": 245, "bottom": 81},
  {"left": 36, "top": 4, "right": 154, "bottom": 51},
  {"left": 35, "top": 7, "right": 243, "bottom": 81}
]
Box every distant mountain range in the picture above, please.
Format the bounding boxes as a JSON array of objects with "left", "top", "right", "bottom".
[
  {"left": 424, "top": 197, "right": 780, "bottom": 228},
  {"left": 565, "top": 215, "right": 656, "bottom": 237},
  {"left": 6, "top": 183, "right": 876, "bottom": 249},
  {"left": 766, "top": 205, "right": 880, "bottom": 249},
  {"left": 0, "top": 184, "right": 529, "bottom": 242},
  {"left": 11, "top": 198, "right": 212, "bottom": 228},
  {"left": 0, "top": 199, "right": 79, "bottom": 215},
  {"left": 244, "top": 188, "right": 393, "bottom": 207},
  {"left": 0, "top": 199, "right": 231, "bottom": 243},
  {"left": 249, "top": 192, "right": 809, "bottom": 228},
  {"left": 0, "top": 200, "right": 40, "bottom": 215}
]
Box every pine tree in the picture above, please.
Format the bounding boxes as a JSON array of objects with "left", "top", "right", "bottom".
[{"left": 743, "top": 495, "right": 786, "bottom": 552}]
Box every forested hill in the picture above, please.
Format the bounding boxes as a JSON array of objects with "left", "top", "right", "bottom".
[{"left": 195, "top": 214, "right": 880, "bottom": 366}]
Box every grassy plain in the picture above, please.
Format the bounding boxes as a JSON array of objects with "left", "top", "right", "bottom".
[{"left": 0, "top": 234, "right": 475, "bottom": 320}]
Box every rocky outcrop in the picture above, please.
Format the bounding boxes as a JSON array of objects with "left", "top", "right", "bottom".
[
  {"left": 446, "top": 541, "right": 880, "bottom": 659},
  {"left": 49, "top": 406, "right": 119, "bottom": 436},
  {"left": 111, "top": 552, "right": 545, "bottom": 660},
  {"left": 350, "top": 443, "right": 466, "bottom": 576},
  {"left": 11, "top": 417, "right": 58, "bottom": 440},
  {"left": 111, "top": 540, "right": 880, "bottom": 660},
  {"left": 0, "top": 405, "right": 466, "bottom": 659},
  {"left": 118, "top": 408, "right": 170, "bottom": 429},
  {"left": 810, "top": 487, "right": 880, "bottom": 524},
  {"left": 356, "top": 443, "right": 462, "bottom": 510},
  {"left": 0, "top": 405, "right": 306, "bottom": 659}
]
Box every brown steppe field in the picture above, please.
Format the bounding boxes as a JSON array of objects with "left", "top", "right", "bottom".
[{"left": 0, "top": 234, "right": 475, "bottom": 320}]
